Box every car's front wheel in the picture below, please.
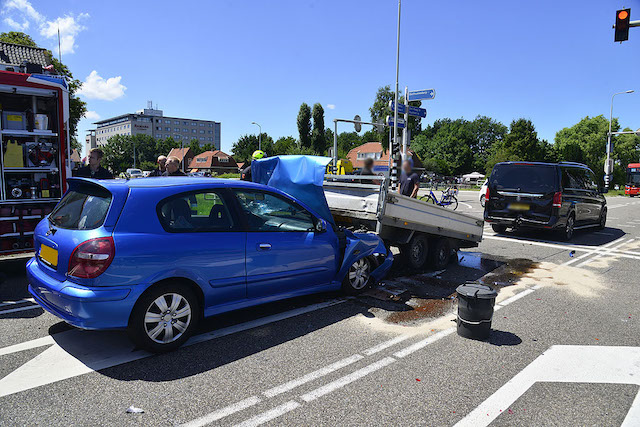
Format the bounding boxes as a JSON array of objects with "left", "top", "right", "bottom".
[
  {"left": 342, "top": 257, "right": 371, "bottom": 294},
  {"left": 129, "top": 283, "right": 199, "bottom": 353}
]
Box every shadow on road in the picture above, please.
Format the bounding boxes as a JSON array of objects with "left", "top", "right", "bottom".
[
  {"left": 488, "top": 329, "right": 522, "bottom": 346},
  {"left": 490, "top": 226, "right": 626, "bottom": 247}
]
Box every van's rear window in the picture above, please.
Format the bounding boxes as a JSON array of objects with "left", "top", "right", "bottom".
[
  {"left": 490, "top": 164, "right": 557, "bottom": 194},
  {"left": 49, "top": 184, "right": 112, "bottom": 230}
]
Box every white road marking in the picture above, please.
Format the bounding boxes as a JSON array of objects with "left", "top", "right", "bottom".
[
  {"left": 234, "top": 401, "right": 300, "bottom": 427},
  {"left": 0, "top": 298, "right": 35, "bottom": 308},
  {"left": 181, "top": 396, "right": 262, "bottom": 427},
  {"left": 563, "top": 236, "right": 627, "bottom": 266},
  {"left": 394, "top": 328, "right": 456, "bottom": 358},
  {"left": 494, "top": 289, "right": 535, "bottom": 307},
  {"left": 0, "top": 299, "right": 346, "bottom": 398},
  {"left": 578, "top": 239, "right": 635, "bottom": 267},
  {"left": 263, "top": 354, "right": 364, "bottom": 398},
  {"left": 0, "top": 304, "right": 43, "bottom": 315},
  {"left": 300, "top": 357, "right": 396, "bottom": 402},
  {"left": 0, "top": 335, "right": 55, "bottom": 357},
  {"left": 459, "top": 202, "right": 473, "bottom": 209},
  {"left": 454, "top": 345, "right": 640, "bottom": 427},
  {"left": 362, "top": 335, "right": 411, "bottom": 355}
]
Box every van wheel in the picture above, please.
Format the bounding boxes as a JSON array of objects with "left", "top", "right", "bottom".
[
  {"left": 491, "top": 224, "right": 507, "bottom": 234},
  {"left": 342, "top": 257, "right": 371, "bottom": 294},
  {"left": 597, "top": 208, "right": 607, "bottom": 230},
  {"left": 129, "top": 283, "right": 199, "bottom": 353},
  {"left": 429, "top": 238, "right": 451, "bottom": 270},
  {"left": 480, "top": 194, "right": 486, "bottom": 207},
  {"left": 559, "top": 214, "right": 575, "bottom": 241},
  {"left": 402, "top": 234, "right": 429, "bottom": 270}
]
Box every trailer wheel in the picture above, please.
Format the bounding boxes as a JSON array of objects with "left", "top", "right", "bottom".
[
  {"left": 429, "top": 238, "right": 451, "bottom": 270},
  {"left": 402, "top": 234, "right": 429, "bottom": 270}
]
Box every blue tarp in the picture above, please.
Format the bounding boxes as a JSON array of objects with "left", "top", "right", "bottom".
[{"left": 252, "top": 155, "right": 334, "bottom": 225}]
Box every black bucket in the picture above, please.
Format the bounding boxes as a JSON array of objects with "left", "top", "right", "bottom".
[{"left": 456, "top": 283, "right": 498, "bottom": 340}]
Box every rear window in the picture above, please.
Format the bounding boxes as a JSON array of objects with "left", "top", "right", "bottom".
[
  {"left": 49, "top": 184, "right": 112, "bottom": 230},
  {"left": 490, "top": 164, "right": 557, "bottom": 194}
]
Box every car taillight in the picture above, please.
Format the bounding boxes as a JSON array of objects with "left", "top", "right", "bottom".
[
  {"left": 68, "top": 237, "right": 115, "bottom": 279},
  {"left": 552, "top": 192, "right": 562, "bottom": 208}
]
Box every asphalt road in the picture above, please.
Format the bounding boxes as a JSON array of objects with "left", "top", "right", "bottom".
[{"left": 1, "top": 191, "right": 639, "bottom": 426}]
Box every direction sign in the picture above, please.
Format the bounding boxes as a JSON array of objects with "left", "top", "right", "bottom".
[
  {"left": 389, "top": 101, "right": 427, "bottom": 118},
  {"left": 385, "top": 115, "right": 405, "bottom": 129},
  {"left": 407, "top": 89, "right": 436, "bottom": 101}
]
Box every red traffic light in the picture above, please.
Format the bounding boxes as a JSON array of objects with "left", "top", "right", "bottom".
[{"left": 615, "top": 8, "right": 631, "bottom": 42}]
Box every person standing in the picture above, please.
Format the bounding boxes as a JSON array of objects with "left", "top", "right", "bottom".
[
  {"left": 399, "top": 159, "right": 419, "bottom": 198},
  {"left": 74, "top": 148, "right": 113, "bottom": 179},
  {"left": 241, "top": 150, "right": 265, "bottom": 182},
  {"left": 149, "top": 155, "right": 167, "bottom": 177},
  {"left": 163, "top": 156, "right": 186, "bottom": 176}
]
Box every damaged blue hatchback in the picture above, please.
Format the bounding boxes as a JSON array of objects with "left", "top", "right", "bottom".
[{"left": 27, "top": 156, "right": 392, "bottom": 352}]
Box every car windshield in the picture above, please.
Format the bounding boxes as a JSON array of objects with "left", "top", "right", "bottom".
[
  {"left": 49, "top": 184, "right": 112, "bottom": 230},
  {"left": 490, "top": 164, "right": 557, "bottom": 194}
]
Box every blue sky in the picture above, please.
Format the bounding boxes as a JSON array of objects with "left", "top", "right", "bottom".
[{"left": 2, "top": 0, "right": 639, "bottom": 155}]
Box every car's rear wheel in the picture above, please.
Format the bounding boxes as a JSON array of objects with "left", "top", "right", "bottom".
[
  {"left": 491, "top": 224, "right": 507, "bottom": 234},
  {"left": 129, "top": 283, "right": 199, "bottom": 353},
  {"left": 559, "top": 214, "right": 575, "bottom": 241},
  {"left": 342, "top": 257, "right": 371, "bottom": 294},
  {"left": 597, "top": 208, "right": 607, "bottom": 230}
]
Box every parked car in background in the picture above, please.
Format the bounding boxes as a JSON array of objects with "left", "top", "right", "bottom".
[
  {"left": 479, "top": 180, "right": 488, "bottom": 207},
  {"left": 27, "top": 177, "right": 393, "bottom": 352},
  {"left": 484, "top": 162, "right": 607, "bottom": 240},
  {"left": 126, "top": 168, "right": 143, "bottom": 178}
]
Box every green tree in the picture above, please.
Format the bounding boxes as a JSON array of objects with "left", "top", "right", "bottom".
[
  {"left": 311, "top": 103, "right": 326, "bottom": 154},
  {"left": 0, "top": 31, "right": 87, "bottom": 152},
  {"left": 336, "top": 132, "right": 361, "bottom": 159},
  {"left": 554, "top": 115, "right": 614, "bottom": 183},
  {"left": 274, "top": 136, "right": 297, "bottom": 155},
  {"left": 468, "top": 116, "right": 508, "bottom": 171},
  {"left": 484, "top": 119, "right": 550, "bottom": 174},
  {"left": 189, "top": 139, "right": 203, "bottom": 156},
  {"left": 201, "top": 143, "right": 214, "bottom": 152},
  {"left": 412, "top": 119, "right": 474, "bottom": 176},
  {"left": 297, "top": 103, "right": 312, "bottom": 149},
  {"left": 368, "top": 85, "right": 422, "bottom": 151},
  {"left": 613, "top": 129, "right": 640, "bottom": 185},
  {"left": 231, "top": 133, "right": 274, "bottom": 162},
  {"left": 101, "top": 134, "right": 178, "bottom": 174}
]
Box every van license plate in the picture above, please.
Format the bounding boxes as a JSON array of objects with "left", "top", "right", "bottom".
[
  {"left": 508, "top": 203, "right": 530, "bottom": 211},
  {"left": 40, "top": 244, "right": 58, "bottom": 268}
]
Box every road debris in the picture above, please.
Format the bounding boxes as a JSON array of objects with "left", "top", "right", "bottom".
[{"left": 126, "top": 406, "right": 144, "bottom": 414}]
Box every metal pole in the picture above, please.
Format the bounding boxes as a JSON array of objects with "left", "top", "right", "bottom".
[
  {"left": 133, "top": 141, "right": 136, "bottom": 168},
  {"left": 392, "top": 0, "right": 401, "bottom": 190},
  {"left": 181, "top": 139, "right": 184, "bottom": 172},
  {"left": 606, "top": 90, "right": 634, "bottom": 187},
  {"left": 402, "top": 86, "right": 409, "bottom": 160},
  {"left": 333, "top": 119, "right": 338, "bottom": 172},
  {"left": 251, "top": 122, "right": 262, "bottom": 150}
]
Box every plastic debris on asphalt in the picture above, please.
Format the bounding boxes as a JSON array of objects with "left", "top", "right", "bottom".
[
  {"left": 126, "top": 406, "right": 144, "bottom": 414},
  {"left": 569, "top": 250, "right": 575, "bottom": 257}
]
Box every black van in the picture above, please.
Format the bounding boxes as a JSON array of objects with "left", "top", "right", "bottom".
[{"left": 484, "top": 162, "right": 607, "bottom": 240}]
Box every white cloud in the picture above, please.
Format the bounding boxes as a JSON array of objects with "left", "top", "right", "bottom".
[
  {"left": 3, "top": 16, "right": 29, "bottom": 31},
  {"left": 326, "top": 104, "right": 336, "bottom": 110},
  {"left": 77, "top": 71, "right": 126, "bottom": 101},
  {"left": 39, "top": 13, "right": 89, "bottom": 55},
  {"left": 84, "top": 110, "right": 100, "bottom": 120},
  {"left": 2, "top": 0, "right": 89, "bottom": 55},
  {"left": 4, "top": 0, "right": 44, "bottom": 23}
]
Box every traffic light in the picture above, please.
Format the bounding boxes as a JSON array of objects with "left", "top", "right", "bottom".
[{"left": 615, "top": 9, "right": 631, "bottom": 42}]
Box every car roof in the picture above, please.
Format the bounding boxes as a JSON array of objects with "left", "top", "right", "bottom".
[
  {"left": 495, "top": 161, "right": 589, "bottom": 169},
  {"left": 67, "top": 177, "right": 266, "bottom": 190}
]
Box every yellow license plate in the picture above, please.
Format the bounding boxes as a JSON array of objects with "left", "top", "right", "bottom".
[
  {"left": 508, "top": 203, "right": 530, "bottom": 211},
  {"left": 40, "top": 244, "right": 58, "bottom": 268}
]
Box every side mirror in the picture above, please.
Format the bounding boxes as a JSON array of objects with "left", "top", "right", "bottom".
[{"left": 314, "top": 218, "right": 327, "bottom": 233}]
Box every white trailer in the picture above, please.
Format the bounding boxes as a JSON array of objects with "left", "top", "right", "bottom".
[{"left": 324, "top": 175, "right": 484, "bottom": 270}]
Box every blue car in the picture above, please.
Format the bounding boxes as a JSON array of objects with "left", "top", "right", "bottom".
[{"left": 27, "top": 174, "right": 392, "bottom": 352}]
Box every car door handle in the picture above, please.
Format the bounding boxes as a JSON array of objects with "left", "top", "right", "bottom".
[{"left": 258, "top": 243, "right": 272, "bottom": 250}]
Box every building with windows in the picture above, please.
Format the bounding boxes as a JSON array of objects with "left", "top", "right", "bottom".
[
  {"left": 188, "top": 150, "right": 238, "bottom": 175},
  {"left": 346, "top": 142, "right": 422, "bottom": 172},
  {"left": 92, "top": 102, "right": 221, "bottom": 149}
]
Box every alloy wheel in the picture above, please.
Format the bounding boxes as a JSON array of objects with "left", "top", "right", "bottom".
[
  {"left": 144, "top": 293, "right": 192, "bottom": 344},
  {"left": 348, "top": 258, "right": 370, "bottom": 290}
]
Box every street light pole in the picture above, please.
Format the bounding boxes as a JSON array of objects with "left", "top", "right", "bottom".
[
  {"left": 251, "top": 122, "right": 262, "bottom": 151},
  {"left": 392, "top": 0, "right": 401, "bottom": 190},
  {"left": 606, "top": 90, "right": 634, "bottom": 187}
]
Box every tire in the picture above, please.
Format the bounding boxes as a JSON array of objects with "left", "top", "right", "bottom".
[
  {"left": 402, "top": 234, "right": 429, "bottom": 270},
  {"left": 491, "top": 224, "right": 507, "bottom": 233},
  {"left": 421, "top": 195, "right": 435, "bottom": 204},
  {"left": 559, "top": 214, "right": 575, "bottom": 241},
  {"left": 429, "top": 237, "right": 451, "bottom": 270},
  {"left": 597, "top": 208, "right": 607, "bottom": 230},
  {"left": 129, "top": 283, "right": 199, "bottom": 353},
  {"left": 445, "top": 196, "right": 458, "bottom": 210},
  {"left": 342, "top": 257, "right": 371, "bottom": 294},
  {"left": 480, "top": 194, "right": 486, "bottom": 208}
]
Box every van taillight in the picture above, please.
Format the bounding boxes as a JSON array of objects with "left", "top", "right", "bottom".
[
  {"left": 485, "top": 186, "right": 490, "bottom": 201},
  {"left": 68, "top": 237, "right": 115, "bottom": 279},
  {"left": 552, "top": 192, "right": 562, "bottom": 208}
]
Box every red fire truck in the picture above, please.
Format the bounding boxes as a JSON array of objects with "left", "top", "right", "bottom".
[
  {"left": 0, "top": 69, "right": 71, "bottom": 256},
  {"left": 626, "top": 163, "right": 640, "bottom": 197}
]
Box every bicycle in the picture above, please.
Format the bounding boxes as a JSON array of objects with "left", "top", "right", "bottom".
[{"left": 419, "top": 187, "right": 458, "bottom": 210}]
